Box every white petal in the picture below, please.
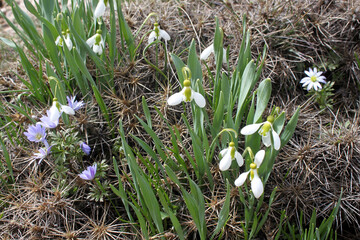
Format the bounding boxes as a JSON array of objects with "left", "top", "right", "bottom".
[
  {"left": 192, "top": 91, "right": 206, "bottom": 108},
  {"left": 241, "top": 123, "right": 263, "bottom": 135},
  {"left": 272, "top": 129, "right": 281, "bottom": 150},
  {"left": 307, "top": 82, "right": 313, "bottom": 91},
  {"left": 254, "top": 150, "right": 265, "bottom": 166},
  {"left": 55, "top": 36, "right": 61, "bottom": 46},
  {"left": 304, "top": 70, "right": 311, "bottom": 76},
  {"left": 219, "top": 152, "right": 232, "bottom": 171},
  {"left": 200, "top": 44, "right": 214, "bottom": 60},
  {"left": 148, "top": 31, "right": 157, "bottom": 44},
  {"left": 235, "top": 151, "right": 244, "bottom": 167},
  {"left": 86, "top": 35, "right": 96, "bottom": 47},
  {"left": 300, "top": 77, "right": 310, "bottom": 84},
  {"left": 234, "top": 171, "right": 250, "bottom": 187},
  {"left": 251, "top": 172, "right": 264, "bottom": 198},
  {"left": 167, "top": 92, "right": 183, "bottom": 106},
  {"left": 159, "top": 29, "right": 170, "bottom": 41},
  {"left": 65, "top": 36, "right": 73, "bottom": 49},
  {"left": 94, "top": 0, "right": 106, "bottom": 18},
  {"left": 222, "top": 48, "right": 227, "bottom": 63},
  {"left": 220, "top": 148, "right": 228, "bottom": 157},
  {"left": 49, "top": 105, "right": 61, "bottom": 122},
  {"left": 262, "top": 132, "right": 271, "bottom": 147},
  {"left": 61, "top": 105, "right": 75, "bottom": 115}
]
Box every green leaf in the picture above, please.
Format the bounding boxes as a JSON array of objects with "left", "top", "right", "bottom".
[
  {"left": 280, "top": 107, "right": 300, "bottom": 148},
  {"left": 0, "top": 136, "right": 13, "bottom": 182},
  {"left": 0, "top": 37, "right": 16, "bottom": 48},
  {"left": 254, "top": 78, "right": 271, "bottom": 123}
]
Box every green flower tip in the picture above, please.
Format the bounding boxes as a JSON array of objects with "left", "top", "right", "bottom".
[
  {"left": 267, "top": 115, "right": 274, "bottom": 123},
  {"left": 250, "top": 163, "right": 257, "bottom": 169},
  {"left": 154, "top": 22, "right": 159, "bottom": 27},
  {"left": 96, "top": 29, "right": 102, "bottom": 34},
  {"left": 229, "top": 142, "right": 235, "bottom": 147},
  {"left": 183, "top": 79, "right": 191, "bottom": 87},
  {"left": 53, "top": 97, "right": 58, "bottom": 102}
]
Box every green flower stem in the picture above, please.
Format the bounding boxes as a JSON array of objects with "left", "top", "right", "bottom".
[
  {"left": 134, "top": 12, "right": 158, "bottom": 38},
  {"left": 206, "top": 128, "right": 237, "bottom": 163},
  {"left": 142, "top": 41, "right": 168, "bottom": 81}
]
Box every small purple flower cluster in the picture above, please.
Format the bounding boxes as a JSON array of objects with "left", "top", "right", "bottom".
[{"left": 24, "top": 96, "right": 88, "bottom": 164}]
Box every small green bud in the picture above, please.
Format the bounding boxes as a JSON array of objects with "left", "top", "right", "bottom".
[
  {"left": 229, "top": 142, "right": 235, "bottom": 147},
  {"left": 183, "top": 80, "right": 191, "bottom": 87},
  {"left": 96, "top": 29, "right": 102, "bottom": 34},
  {"left": 66, "top": 29, "right": 70, "bottom": 34},
  {"left": 61, "top": 31, "right": 66, "bottom": 35},
  {"left": 250, "top": 163, "right": 257, "bottom": 169},
  {"left": 267, "top": 115, "right": 274, "bottom": 123}
]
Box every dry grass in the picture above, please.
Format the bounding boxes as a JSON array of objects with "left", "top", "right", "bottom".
[{"left": 1, "top": 0, "right": 360, "bottom": 239}]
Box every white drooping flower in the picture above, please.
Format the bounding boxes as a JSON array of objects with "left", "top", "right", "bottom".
[
  {"left": 86, "top": 30, "right": 105, "bottom": 55},
  {"left": 200, "top": 44, "right": 227, "bottom": 63},
  {"left": 94, "top": 0, "right": 117, "bottom": 19},
  {"left": 55, "top": 30, "right": 73, "bottom": 49},
  {"left": 39, "top": 98, "right": 75, "bottom": 129},
  {"left": 240, "top": 116, "right": 281, "bottom": 150},
  {"left": 300, "top": 67, "right": 326, "bottom": 91},
  {"left": 219, "top": 142, "right": 244, "bottom": 171},
  {"left": 167, "top": 79, "right": 206, "bottom": 108},
  {"left": 148, "top": 22, "right": 171, "bottom": 44},
  {"left": 234, "top": 150, "right": 265, "bottom": 199}
]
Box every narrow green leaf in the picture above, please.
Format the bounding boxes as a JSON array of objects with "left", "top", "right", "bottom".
[{"left": 254, "top": 78, "right": 271, "bottom": 123}]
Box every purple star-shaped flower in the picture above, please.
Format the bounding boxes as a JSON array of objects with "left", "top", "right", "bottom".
[
  {"left": 80, "top": 142, "right": 91, "bottom": 155},
  {"left": 79, "top": 164, "right": 97, "bottom": 180},
  {"left": 24, "top": 124, "right": 47, "bottom": 143},
  {"left": 67, "top": 96, "right": 84, "bottom": 111},
  {"left": 34, "top": 144, "right": 53, "bottom": 164}
]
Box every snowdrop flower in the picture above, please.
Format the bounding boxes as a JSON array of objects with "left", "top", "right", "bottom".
[
  {"left": 300, "top": 67, "right": 326, "bottom": 91},
  {"left": 24, "top": 124, "right": 47, "bottom": 143},
  {"left": 39, "top": 98, "right": 75, "bottom": 129},
  {"left": 80, "top": 142, "right": 91, "bottom": 155},
  {"left": 94, "top": 0, "right": 117, "bottom": 19},
  {"left": 67, "top": 96, "right": 84, "bottom": 111},
  {"left": 167, "top": 79, "right": 206, "bottom": 108},
  {"left": 241, "top": 116, "right": 281, "bottom": 150},
  {"left": 86, "top": 30, "right": 105, "bottom": 55},
  {"left": 34, "top": 144, "right": 53, "bottom": 164},
  {"left": 148, "top": 22, "right": 171, "bottom": 45},
  {"left": 79, "top": 164, "right": 97, "bottom": 180},
  {"left": 235, "top": 150, "right": 265, "bottom": 199},
  {"left": 55, "top": 30, "right": 73, "bottom": 49},
  {"left": 200, "top": 44, "right": 227, "bottom": 63},
  {"left": 219, "top": 142, "right": 243, "bottom": 171}
]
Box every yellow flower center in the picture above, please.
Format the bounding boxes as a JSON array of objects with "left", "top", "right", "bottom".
[
  {"left": 250, "top": 170, "right": 254, "bottom": 180},
  {"left": 35, "top": 133, "right": 42, "bottom": 140},
  {"left": 310, "top": 76, "right": 317, "bottom": 82}
]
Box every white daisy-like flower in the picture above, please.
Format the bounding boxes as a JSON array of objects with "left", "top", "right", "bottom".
[
  {"left": 55, "top": 30, "right": 73, "bottom": 49},
  {"left": 300, "top": 67, "right": 326, "bottom": 91},
  {"left": 240, "top": 116, "right": 281, "bottom": 150},
  {"left": 94, "top": 0, "right": 117, "bottom": 19},
  {"left": 200, "top": 44, "right": 227, "bottom": 63},
  {"left": 219, "top": 142, "right": 244, "bottom": 171},
  {"left": 234, "top": 150, "right": 265, "bottom": 199},
  {"left": 167, "top": 79, "right": 206, "bottom": 108},
  {"left": 148, "top": 22, "right": 171, "bottom": 45},
  {"left": 86, "top": 30, "right": 105, "bottom": 55}
]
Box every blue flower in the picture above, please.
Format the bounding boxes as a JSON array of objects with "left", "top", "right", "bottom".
[
  {"left": 80, "top": 142, "right": 91, "bottom": 155},
  {"left": 34, "top": 144, "right": 53, "bottom": 164},
  {"left": 24, "top": 124, "right": 47, "bottom": 143},
  {"left": 79, "top": 164, "right": 97, "bottom": 180},
  {"left": 67, "top": 96, "right": 84, "bottom": 111}
]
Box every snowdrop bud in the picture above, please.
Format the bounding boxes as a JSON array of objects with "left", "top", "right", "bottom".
[{"left": 56, "top": 13, "right": 63, "bottom": 21}]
